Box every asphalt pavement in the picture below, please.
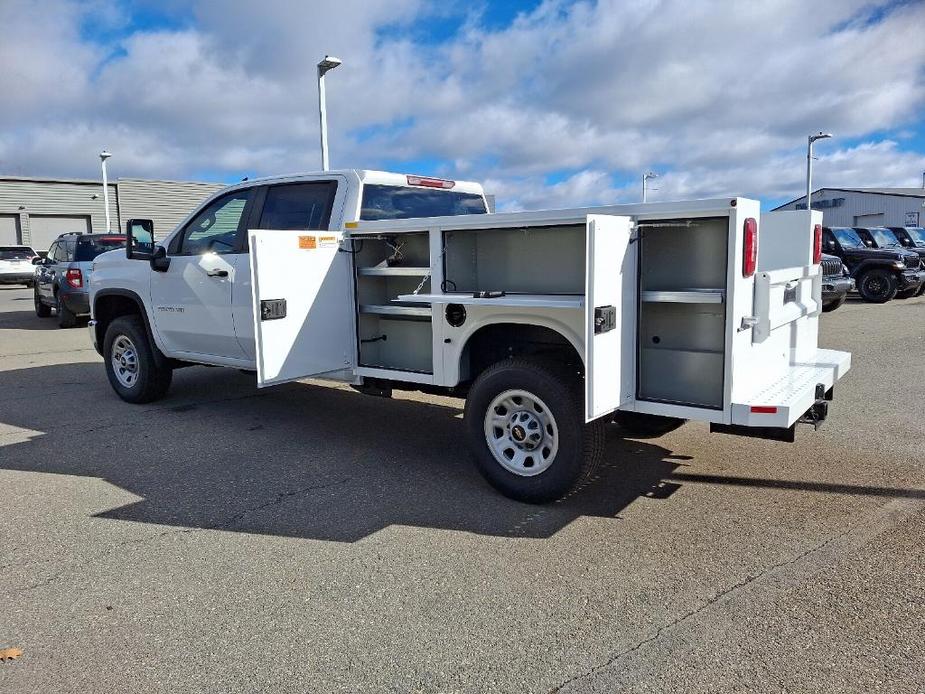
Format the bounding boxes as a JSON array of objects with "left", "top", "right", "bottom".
[{"left": 0, "top": 285, "right": 923, "bottom": 693}]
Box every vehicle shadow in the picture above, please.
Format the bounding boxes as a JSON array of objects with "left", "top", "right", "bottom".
[
  {"left": 0, "top": 309, "right": 85, "bottom": 330},
  {"left": 0, "top": 361, "right": 687, "bottom": 542}
]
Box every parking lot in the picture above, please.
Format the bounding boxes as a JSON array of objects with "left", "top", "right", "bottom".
[{"left": 0, "top": 285, "right": 923, "bottom": 693}]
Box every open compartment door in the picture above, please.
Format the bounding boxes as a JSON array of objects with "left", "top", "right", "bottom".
[
  {"left": 249, "top": 229, "right": 356, "bottom": 387},
  {"left": 585, "top": 214, "right": 634, "bottom": 421}
]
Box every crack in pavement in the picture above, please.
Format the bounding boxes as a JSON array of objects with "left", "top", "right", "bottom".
[
  {"left": 547, "top": 498, "right": 922, "bottom": 693},
  {"left": 3, "top": 476, "right": 351, "bottom": 597}
]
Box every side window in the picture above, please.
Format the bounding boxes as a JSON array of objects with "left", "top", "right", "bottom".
[
  {"left": 177, "top": 190, "right": 252, "bottom": 255},
  {"left": 257, "top": 181, "right": 337, "bottom": 231},
  {"left": 46, "top": 242, "right": 58, "bottom": 263}
]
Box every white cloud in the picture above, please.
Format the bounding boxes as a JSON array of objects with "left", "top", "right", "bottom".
[{"left": 1, "top": 0, "right": 924, "bottom": 208}]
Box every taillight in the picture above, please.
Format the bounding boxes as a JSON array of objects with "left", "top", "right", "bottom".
[
  {"left": 812, "top": 224, "right": 822, "bottom": 264},
  {"left": 65, "top": 268, "right": 83, "bottom": 288},
  {"left": 743, "top": 217, "right": 758, "bottom": 277},
  {"left": 406, "top": 175, "right": 455, "bottom": 189}
]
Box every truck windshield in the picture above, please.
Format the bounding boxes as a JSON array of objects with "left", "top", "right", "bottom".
[
  {"left": 360, "top": 184, "right": 487, "bottom": 221},
  {"left": 905, "top": 227, "right": 925, "bottom": 246},
  {"left": 832, "top": 228, "right": 864, "bottom": 248},
  {"left": 0, "top": 248, "right": 32, "bottom": 260},
  {"left": 75, "top": 236, "right": 127, "bottom": 261},
  {"left": 867, "top": 227, "right": 902, "bottom": 248}
]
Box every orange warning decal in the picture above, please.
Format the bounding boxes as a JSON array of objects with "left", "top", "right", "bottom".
[
  {"left": 298, "top": 235, "right": 317, "bottom": 249},
  {"left": 318, "top": 235, "right": 338, "bottom": 248}
]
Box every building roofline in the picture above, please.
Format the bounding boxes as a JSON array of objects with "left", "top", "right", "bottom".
[
  {"left": 0, "top": 175, "right": 223, "bottom": 187},
  {"left": 772, "top": 186, "right": 925, "bottom": 211}
]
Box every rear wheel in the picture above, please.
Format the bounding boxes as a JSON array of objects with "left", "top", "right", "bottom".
[
  {"left": 821, "top": 295, "right": 847, "bottom": 312},
  {"left": 857, "top": 269, "right": 897, "bottom": 303},
  {"left": 464, "top": 358, "right": 605, "bottom": 503},
  {"left": 103, "top": 316, "right": 173, "bottom": 403},
  {"left": 57, "top": 295, "right": 78, "bottom": 328},
  {"left": 34, "top": 288, "right": 51, "bottom": 317}
]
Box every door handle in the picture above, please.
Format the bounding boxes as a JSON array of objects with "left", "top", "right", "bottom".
[{"left": 206, "top": 269, "right": 228, "bottom": 278}]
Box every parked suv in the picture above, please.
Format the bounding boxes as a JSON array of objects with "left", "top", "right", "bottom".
[
  {"left": 34, "top": 232, "right": 127, "bottom": 327},
  {"left": 0, "top": 245, "right": 39, "bottom": 286},
  {"left": 854, "top": 227, "right": 925, "bottom": 298},
  {"left": 820, "top": 253, "right": 852, "bottom": 312},
  {"left": 885, "top": 227, "right": 925, "bottom": 297},
  {"left": 821, "top": 226, "right": 924, "bottom": 303}
]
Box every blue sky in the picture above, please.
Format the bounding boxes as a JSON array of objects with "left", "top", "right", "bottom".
[{"left": 2, "top": 0, "right": 925, "bottom": 211}]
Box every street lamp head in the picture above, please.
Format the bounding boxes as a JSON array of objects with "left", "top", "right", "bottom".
[
  {"left": 99, "top": 150, "right": 112, "bottom": 161},
  {"left": 317, "top": 55, "right": 342, "bottom": 75},
  {"left": 644, "top": 171, "right": 659, "bottom": 180},
  {"left": 809, "top": 132, "right": 833, "bottom": 144}
]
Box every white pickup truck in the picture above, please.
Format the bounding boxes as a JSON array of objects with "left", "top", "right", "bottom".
[{"left": 89, "top": 168, "right": 850, "bottom": 502}]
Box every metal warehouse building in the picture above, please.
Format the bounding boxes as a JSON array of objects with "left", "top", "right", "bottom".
[
  {"left": 773, "top": 187, "right": 925, "bottom": 228},
  {"left": 0, "top": 176, "right": 226, "bottom": 251}
]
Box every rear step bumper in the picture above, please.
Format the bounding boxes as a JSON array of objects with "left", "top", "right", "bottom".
[{"left": 726, "top": 348, "right": 851, "bottom": 431}]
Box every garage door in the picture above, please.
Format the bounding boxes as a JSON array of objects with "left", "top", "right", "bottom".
[
  {"left": 27, "top": 215, "right": 91, "bottom": 251},
  {"left": 0, "top": 215, "right": 19, "bottom": 245},
  {"left": 853, "top": 213, "right": 885, "bottom": 227}
]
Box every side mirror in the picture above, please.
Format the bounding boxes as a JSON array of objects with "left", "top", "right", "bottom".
[
  {"left": 864, "top": 240, "right": 873, "bottom": 247},
  {"left": 31, "top": 256, "right": 43, "bottom": 265},
  {"left": 126, "top": 219, "right": 155, "bottom": 260},
  {"left": 824, "top": 239, "right": 836, "bottom": 250}
]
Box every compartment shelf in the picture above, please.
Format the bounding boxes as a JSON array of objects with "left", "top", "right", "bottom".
[
  {"left": 641, "top": 289, "right": 725, "bottom": 304},
  {"left": 359, "top": 304, "right": 432, "bottom": 318},
  {"left": 395, "top": 293, "right": 583, "bottom": 309},
  {"left": 357, "top": 266, "right": 430, "bottom": 277}
]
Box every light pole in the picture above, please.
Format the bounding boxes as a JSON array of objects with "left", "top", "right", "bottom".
[
  {"left": 642, "top": 171, "right": 658, "bottom": 203},
  {"left": 806, "top": 132, "right": 832, "bottom": 212},
  {"left": 317, "top": 55, "right": 342, "bottom": 171},
  {"left": 99, "top": 150, "right": 112, "bottom": 232}
]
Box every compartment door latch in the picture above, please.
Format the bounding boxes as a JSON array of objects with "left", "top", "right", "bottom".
[
  {"left": 594, "top": 305, "right": 617, "bottom": 334},
  {"left": 260, "top": 298, "right": 287, "bottom": 321}
]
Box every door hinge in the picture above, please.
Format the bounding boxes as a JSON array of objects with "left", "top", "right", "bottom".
[{"left": 260, "top": 299, "right": 287, "bottom": 321}]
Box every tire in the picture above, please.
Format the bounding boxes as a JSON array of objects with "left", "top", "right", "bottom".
[
  {"left": 34, "top": 288, "right": 51, "bottom": 317},
  {"left": 895, "top": 288, "right": 918, "bottom": 300},
  {"left": 103, "top": 315, "right": 173, "bottom": 403},
  {"left": 857, "top": 269, "right": 897, "bottom": 303},
  {"left": 613, "top": 411, "right": 685, "bottom": 437},
  {"left": 916, "top": 283, "right": 925, "bottom": 297},
  {"left": 821, "top": 294, "right": 847, "bottom": 312},
  {"left": 57, "top": 295, "right": 78, "bottom": 328},
  {"left": 464, "top": 358, "right": 605, "bottom": 503}
]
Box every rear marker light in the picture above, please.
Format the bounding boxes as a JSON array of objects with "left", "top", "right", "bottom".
[
  {"left": 743, "top": 217, "right": 758, "bottom": 278},
  {"left": 65, "top": 268, "right": 83, "bottom": 288},
  {"left": 406, "top": 175, "right": 455, "bottom": 189},
  {"left": 812, "top": 224, "right": 822, "bottom": 264},
  {"left": 750, "top": 406, "right": 778, "bottom": 414}
]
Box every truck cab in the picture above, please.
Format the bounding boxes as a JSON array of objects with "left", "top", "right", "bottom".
[
  {"left": 89, "top": 170, "right": 487, "bottom": 368},
  {"left": 821, "top": 226, "right": 924, "bottom": 302}
]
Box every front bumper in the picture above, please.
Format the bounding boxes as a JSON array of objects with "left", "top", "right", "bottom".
[
  {"left": 822, "top": 276, "right": 852, "bottom": 300},
  {"left": 899, "top": 270, "right": 925, "bottom": 290}
]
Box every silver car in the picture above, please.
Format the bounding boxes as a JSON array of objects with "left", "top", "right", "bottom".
[{"left": 0, "top": 245, "right": 39, "bottom": 286}]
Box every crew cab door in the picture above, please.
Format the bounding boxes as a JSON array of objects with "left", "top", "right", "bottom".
[
  {"left": 584, "top": 214, "right": 634, "bottom": 421},
  {"left": 249, "top": 229, "right": 355, "bottom": 387}
]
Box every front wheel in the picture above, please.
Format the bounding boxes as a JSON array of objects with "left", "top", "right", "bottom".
[
  {"left": 857, "top": 269, "right": 897, "bottom": 303},
  {"left": 464, "top": 359, "right": 605, "bottom": 503},
  {"left": 34, "top": 288, "right": 51, "bottom": 317},
  {"left": 103, "top": 316, "right": 173, "bottom": 403}
]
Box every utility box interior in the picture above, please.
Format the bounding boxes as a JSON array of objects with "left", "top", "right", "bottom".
[
  {"left": 636, "top": 217, "right": 728, "bottom": 409},
  {"left": 354, "top": 232, "right": 433, "bottom": 373}
]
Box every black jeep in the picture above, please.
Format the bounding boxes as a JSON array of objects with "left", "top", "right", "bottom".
[
  {"left": 854, "top": 227, "right": 925, "bottom": 298},
  {"left": 885, "top": 226, "right": 925, "bottom": 297},
  {"left": 821, "top": 226, "right": 925, "bottom": 303}
]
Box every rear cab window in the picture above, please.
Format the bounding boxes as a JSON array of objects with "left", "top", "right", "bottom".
[
  {"left": 360, "top": 184, "right": 487, "bottom": 221},
  {"left": 75, "top": 236, "right": 127, "bottom": 261}
]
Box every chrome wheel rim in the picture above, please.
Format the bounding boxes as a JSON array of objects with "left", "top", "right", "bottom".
[
  {"left": 484, "top": 389, "right": 559, "bottom": 477},
  {"left": 111, "top": 335, "right": 139, "bottom": 388}
]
